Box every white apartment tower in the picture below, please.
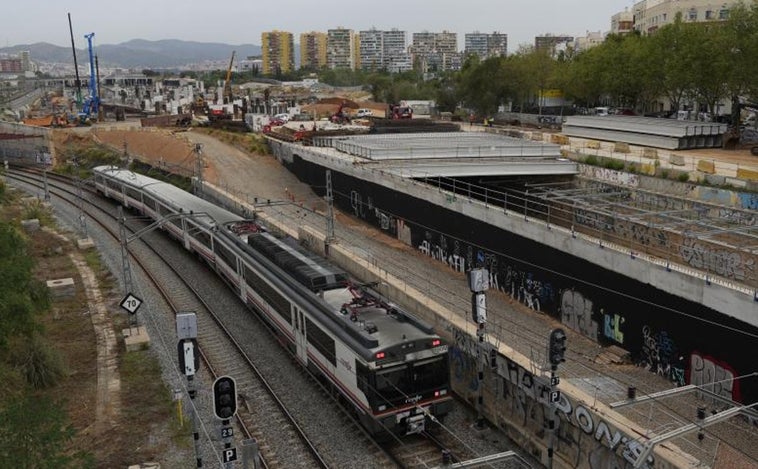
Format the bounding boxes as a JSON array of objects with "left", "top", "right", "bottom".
[
  {"left": 632, "top": 0, "right": 740, "bottom": 34},
  {"left": 464, "top": 32, "right": 508, "bottom": 59},
  {"left": 358, "top": 28, "right": 410, "bottom": 72}
]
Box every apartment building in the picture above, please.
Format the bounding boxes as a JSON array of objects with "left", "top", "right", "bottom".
[
  {"left": 573, "top": 31, "right": 606, "bottom": 52},
  {"left": 261, "top": 30, "right": 294, "bottom": 75},
  {"left": 300, "top": 32, "right": 327, "bottom": 70},
  {"left": 632, "top": 0, "right": 739, "bottom": 34},
  {"left": 327, "top": 28, "right": 358, "bottom": 69},
  {"left": 534, "top": 35, "right": 574, "bottom": 54},
  {"left": 611, "top": 8, "right": 635, "bottom": 35},
  {"left": 358, "top": 28, "right": 410, "bottom": 72},
  {"left": 411, "top": 31, "right": 460, "bottom": 72},
  {"left": 464, "top": 32, "right": 508, "bottom": 59}
]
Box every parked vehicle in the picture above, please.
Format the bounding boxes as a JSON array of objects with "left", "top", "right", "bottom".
[
  {"left": 274, "top": 113, "right": 290, "bottom": 123},
  {"left": 356, "top": 108, "right": 373, "bottom": 118}
]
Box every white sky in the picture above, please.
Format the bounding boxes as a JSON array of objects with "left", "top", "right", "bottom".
[{"left": 4, "top": 0, "right": 636, "bottom": 52}]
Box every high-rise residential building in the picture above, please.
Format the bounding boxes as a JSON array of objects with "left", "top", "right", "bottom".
[
  {"left": 464, "top": 32, "right": 508, "bottom": 59},
  {"left": 327, "top": 28, "right": 357, "bottom": 69},
  {"left": 300, "top": 32, "right": 327, "bottom": 70},
  {"left": 534, "top": 35, "right": 574, "bottom": 54},
  {"left": 358, "top": 28, "right": 409, "bottom": 72},
  {"left": 631, "top": 0, "right": 739, "bottom": 34},
  {"left": 573, "top": 31, "right": 606, "bottom": 52},
  {"left": 411, "top": 31, "right": 459, "bottom": 72},
  {"left": 261, "top": 30, "right": 294, "bottom": 75},
  {"left": 611, "top": 9, "right": 635, "bottom": 35}
]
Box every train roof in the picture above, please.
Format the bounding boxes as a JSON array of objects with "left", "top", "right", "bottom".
[
  {"left": 321, "top": 287, "right": 437, "bottom": 353},
  {"left": 94, "top": 166, "right": 242, "bottom": 226}
]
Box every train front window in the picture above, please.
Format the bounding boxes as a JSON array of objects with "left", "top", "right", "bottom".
[
  {"left": 412, "top": 357, "right": 448, "bottom": 391},
  {"left": 375, "top": 366, "right": 412, "bottom": 402}
]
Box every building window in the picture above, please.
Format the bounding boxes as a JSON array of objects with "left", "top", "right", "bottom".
[
  {"left": 705, "top": 10, "right": 714, "bottom": 20},
  {"left": 688, "top": 8, "right": 698, "bottom": 21},
  {"left": 719, "top": 9, "right": 729, "bottom": 20}
]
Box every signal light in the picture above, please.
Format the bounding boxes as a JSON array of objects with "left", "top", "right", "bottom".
[
  {"left": 212, "top": 376, "right": 237, "bottom": 420},
  {"left": 376, "top": 352, "right": 386, "bottom": 359},
  {"left": 431, "top": 339, "right": 441, "bottom": 347},
  {"left": 548, "top": 328, "right": 567, "bottom": 367}
]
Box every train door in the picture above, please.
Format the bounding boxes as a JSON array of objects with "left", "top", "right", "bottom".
[{"left": 294, "top": 307, "right": 308, "bottom": 365}]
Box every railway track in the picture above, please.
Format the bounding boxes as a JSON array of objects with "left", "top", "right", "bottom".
[
  {"left": 6, "top": 168, "right": 331, "bottom": 468},
  {"left": 6, "top": 167, "right": 524, "bottom": 469}
]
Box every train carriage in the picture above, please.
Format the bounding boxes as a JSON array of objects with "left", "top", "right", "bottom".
[{"left": 93, "top": 166, "right": 452, "bottom": 436}]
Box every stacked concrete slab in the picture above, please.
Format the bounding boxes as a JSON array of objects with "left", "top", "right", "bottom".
[{"left": 563, "top": 115, "right": 728, "bottom": 150}]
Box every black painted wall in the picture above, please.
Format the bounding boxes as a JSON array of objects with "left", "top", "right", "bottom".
[{"left": 289, "top": 154, "right": 758, "bottom": 404}]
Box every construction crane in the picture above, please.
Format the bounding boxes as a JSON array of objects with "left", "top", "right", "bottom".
[
  {"left": 79, "top": 32, "right": 99, "bottom": 122},
  {"left": 223, "top": 50, "right": 235, "bottom": 104}
]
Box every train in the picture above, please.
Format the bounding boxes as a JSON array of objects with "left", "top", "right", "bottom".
[{"left": 92, "top": 165, "right": 452, "bottom": 436}]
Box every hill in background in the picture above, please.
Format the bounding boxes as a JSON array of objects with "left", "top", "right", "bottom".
[{"left": 0, "top": 39, "right": 261, "bottom": 69}]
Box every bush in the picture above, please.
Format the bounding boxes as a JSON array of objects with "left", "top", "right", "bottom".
[
  {"left": 677, "top": 172, "right": 690, "bottom": 182},
  {"left": 9, "top": 334, "right": 64, "bottom": 389},
  {"left": 584, "top": 155, "right": 599, "bottom": 166}
]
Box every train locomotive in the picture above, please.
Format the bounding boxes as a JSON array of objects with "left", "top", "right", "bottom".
[{"left": 93, "top": 166, "right": 452, "bottom": 436}]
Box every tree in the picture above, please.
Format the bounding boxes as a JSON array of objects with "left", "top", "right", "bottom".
[
  {"left": 0, "top": 223, "right": 45, "bottom": 351},
  {"left": 723, "top": 1, "right": 758, "bottom": 128}
]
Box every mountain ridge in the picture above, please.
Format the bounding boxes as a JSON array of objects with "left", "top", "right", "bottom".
[{"left": 0, "top": 39, "right": 262, "bottom": 69}]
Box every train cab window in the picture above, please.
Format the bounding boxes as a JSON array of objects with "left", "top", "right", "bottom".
[
  {"left": 375, "top": 365, "right": 412, "bottom": 402},
  {"left": 412, "top": 357, "right": 449, "bottom": 392},
  {"left": 356, "top": 361, "right": 372, "bottom": 396}
]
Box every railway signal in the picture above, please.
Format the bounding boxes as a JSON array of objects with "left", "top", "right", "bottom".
[
  {"left": 548, "top": 328, "right": 567, "bottom": 367},
  {"left": 213, "top": 376, "right": 238, "bottom": 420}
]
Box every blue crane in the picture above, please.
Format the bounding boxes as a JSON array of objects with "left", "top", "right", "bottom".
[{"left": 80, "top": 32, "right": 99, "bottom": 120}]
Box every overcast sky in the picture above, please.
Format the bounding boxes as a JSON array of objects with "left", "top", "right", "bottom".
[{"left": 5, "top": 0, "right": 635, "bottom": 52}]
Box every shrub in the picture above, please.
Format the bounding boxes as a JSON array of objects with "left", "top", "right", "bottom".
[
  {"left": 9, "top": 334, "right": 65, "bottom": 389},
  {"left": 584, "top": 155, "right": 599, "bottom": 166},
  {"left": 677, "top": 172, "right": 690, "bottom": 182}
]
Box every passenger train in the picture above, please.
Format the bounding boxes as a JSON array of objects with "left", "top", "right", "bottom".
[{"left": 93, "top": 166, "right": 452, "bottom": 436}]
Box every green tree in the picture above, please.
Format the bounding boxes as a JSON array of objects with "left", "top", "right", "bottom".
[
  {"left": 0, "top": 223, "right": 45, "bottom": 351},
  {"left": 723, "top": 1, "right": 758, "bottom": 128}
]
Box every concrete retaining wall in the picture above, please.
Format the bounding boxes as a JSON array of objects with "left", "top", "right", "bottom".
[{"left": 200, "top": 179, "right": 696, "bottom": 469}]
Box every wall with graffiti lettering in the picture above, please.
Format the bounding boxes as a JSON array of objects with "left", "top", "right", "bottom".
[
  {"left": 284, "top": 151, "right": 758, "bottom": 405},
  {"left": 451, "top": 326, "right": 658, "bottom": 469}
]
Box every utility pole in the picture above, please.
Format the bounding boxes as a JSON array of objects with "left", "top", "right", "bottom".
[
  {"left": 177, "top": 312, "right": 203, "bottom": 468},
  {"left": 325, "top": 170, "right": 335, "bottom": 253},
  {"left": 546, "top": 328, "right": 567, "bottom": 469},
  {"left": 193, "top": 143, "right": 204, "bottom": 196},
  {"left": 467, "top": 267, "right": 490, "bottom": 429}
]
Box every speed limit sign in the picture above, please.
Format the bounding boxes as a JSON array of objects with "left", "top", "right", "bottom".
[{"left": 120, "top": 293, "right": 143, "bottom": 315}]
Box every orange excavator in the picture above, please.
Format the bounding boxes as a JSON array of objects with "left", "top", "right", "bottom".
[{"left": 330, "top": 101, "right": 351, "bottom": 124}]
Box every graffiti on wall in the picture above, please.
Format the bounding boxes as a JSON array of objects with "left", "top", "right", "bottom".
[
  {"left": 583, "top": 167, "right": 641, "bottom": 187},
  {"left": 738, "top": 192, "right": 758, "bottom": 211},
  {"left": 717, "top": 207, "right": 756, "bottom": 227},
  {"left": 574, "top": 208, "right": 614, "bottom": 232},
  {"left": 638, "top": 325, "right": 686, "bottom": 386},
  {"left": 689, "top": 352, "right": 741, "bottom": 403},
  {"left": 559, "top": 289, "right": 599, "bottom": 341},
  {"left": 613, "top": 219, "right": 669, "bottom": 248},
  {"left": 414, "top": 232, "right": 557, "bottom": 314},
  {"left": 679, "top": 237, "right": 754, "bottom": 282},
  {"left": 418, "top": 231, "right": 467, "bottom": 273},
  {"left": 445, "top": 326, "right": 655, "bottom": 468},
  {"left": 602, "top": 310, "right": 625, "bottom": 344}
]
